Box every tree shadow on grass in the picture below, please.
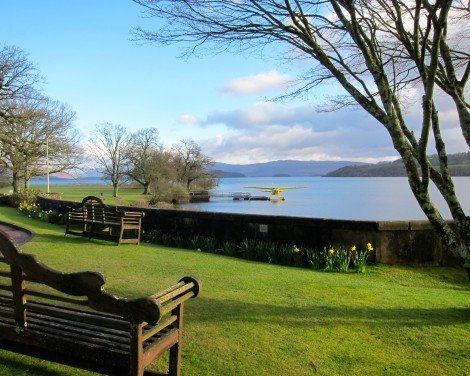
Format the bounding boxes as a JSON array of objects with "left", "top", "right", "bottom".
[
  {"left": 28, "top": 232, "right": 118, "bottom": 247},
  {"left": 0, "top": 350, "right": 72, "bottom": 376},
  {"left": 190, "top": 297, "right": 470, "bottom": 329}
]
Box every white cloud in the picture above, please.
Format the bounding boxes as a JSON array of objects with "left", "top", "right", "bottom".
[
  {"left": 204, "top": 101, "right": 317, "bottom": 130},
  {"left": 199, "top": 115, "right": 397, "bottom": 164},
  {"left": 197, "top": 96, "right": 468, "bottom": 164},
  {"left": 178, "top": 114, "right": 200, "bottom": 125},
  {"left": 218, "top": 70, "right": 293, "bottom": 96}
]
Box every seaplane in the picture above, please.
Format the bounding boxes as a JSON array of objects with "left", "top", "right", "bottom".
[{"left": 244, "top": 185, "right": 305, "bottom": 201}]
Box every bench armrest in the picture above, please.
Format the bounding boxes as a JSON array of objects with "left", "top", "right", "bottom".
[{"left": 150, "top": 276, "right": 201, "bottom": 316}]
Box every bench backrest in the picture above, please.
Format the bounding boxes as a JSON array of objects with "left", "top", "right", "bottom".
[{"left": 0, "top": 229, "right": 200, "bottom": 327}]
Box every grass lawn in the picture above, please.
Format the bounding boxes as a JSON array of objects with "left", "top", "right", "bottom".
[
  {"left": 0, "top": 206, "right": 469, "bottom": 375},
  {"left": 1, "top": 184, "right": 147, "bottom": 205}
]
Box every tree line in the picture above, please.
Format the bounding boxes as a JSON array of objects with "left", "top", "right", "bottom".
[
  {"left": 89, "top": 123, "right": 216, "bottom": 199},
  {"left": 0, "top": 44, "right": 216, "bottom": 201}
]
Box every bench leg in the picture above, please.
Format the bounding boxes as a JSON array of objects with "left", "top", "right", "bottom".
[
  {"left": 118, "top": 226, "right": 125, "bottom": 245},
  {"left": 130, "top": 322, "right": 144, "bottom": 376},
  {"left": 169, "top": 303, "right": 184, "bottom": 376}
]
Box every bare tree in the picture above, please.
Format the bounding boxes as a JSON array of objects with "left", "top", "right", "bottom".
[
  {"left": 0, "top": 45, "right": 82, "bottom": 192},
  {"left": 90, "top": 122, "right": 129, "bottom": 197},
  {"left": 172, "top": 139, "right": 216, "bottom": 190},
  {"left": 133, "top": 0, "right": 470, "bottom": 272},
  {"left": 0, "top": 45, "right": 42, "bottom": 120},
  {"left": 0, "top": 97, "right": 82, "bottom": 192},
  {"left": 125, "top": 127, "right": 163, "bottom": 194}
]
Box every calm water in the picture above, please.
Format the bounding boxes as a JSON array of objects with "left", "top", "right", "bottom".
[{"left": 179, "top": 177, "right": 470, "bottom": 221}]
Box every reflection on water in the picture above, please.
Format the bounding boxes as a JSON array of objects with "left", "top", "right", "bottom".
[{"left": 179, "top": 177, "right": 470, "bottom": 221}]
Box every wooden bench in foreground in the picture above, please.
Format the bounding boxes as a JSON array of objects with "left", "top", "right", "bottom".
[
  {"left": 0, "top": 229, "right": 201, "bottom": 375},
  {"left": 65, "top": 196, "right": 145, "bottom": 245}
]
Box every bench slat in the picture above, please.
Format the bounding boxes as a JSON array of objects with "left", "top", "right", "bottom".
[
  {"left": 142, "top": 315, "right": 177, "bottom": 342},
  {"left": 27, "top": 316, "right": 131, "bottom": 352},
  {"left": 26, "top": 301, "right": 131, "bottom": 331},
  {"left": 0, "top": 284, "right": 12, "bottom": 293},
  {"left": 160, "top": 291, "right": 195, "bottom": 316},
  {"left": 155, "top": 282, "right": 196, "bottom": 304}
]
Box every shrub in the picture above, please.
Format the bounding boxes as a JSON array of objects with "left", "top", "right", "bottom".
[
  {"left": 149, "top": 182, "right": 189, "bottom": 204},
  {"left": 305, "top": 249, "right": 324, "bottom": 270},
  {"left": 142, "top": 228, "right": 162, "bottom": 244},
  {"left": 203, "top": 236, "right": 218, "bottom": 253},
  {"left": 46, "top": 210, "right": 67, "bottom": 225},
  {"left": 351, "top": 243, "right": 374, "bottom": 273},
  {"left": 161, "top": 233, "right": 174, "bottom": 247},
  {"left": 8, "top": 188, "right": 41, "bottom": 207},
  {"left": 137, "top": 228, "right": 375, "bottom": 273},
  {"left": 222, "top": 241, "right": 237, "bottom": 257},
  {"left": 174, "top": 234, "right": 187, "bottom": 248},
  {"left": 18, "top": 201, "right": 42, "bottom": 219},
  {"left": 238, "top": 239, "right": 257, "bottom": 260},
  {"left": 130, "top": 200, "right": 150, "bottom": 208},
  {"left": 336, "top": 247, "right": 352, "bottom": 272},
  {"left": 189, "top": 235, "right": 205, "bottom": 250},
  {"left": 17, "top": 201, "right": 66, "bottom": 224}
]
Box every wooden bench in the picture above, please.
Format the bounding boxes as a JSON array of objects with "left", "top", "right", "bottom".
[
  {"left": 0, "top": 229, "right": 201, "bottom": 375},
  {"left": 65, "top": 196, "right": 145, "bottom": 245}
]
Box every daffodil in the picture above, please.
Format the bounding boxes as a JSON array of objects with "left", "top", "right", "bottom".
[
  {"left": 367, "top": 243, "right": 374, "bottom": 252},
  {"left": 293, "top": 245, "right": 300, "bottom": 253},
  {"left": 329, "top": 248, "right": 335, "bottom": 254},
  {"left": 351, "top": 245, "right": 357, "bottom": 252}
]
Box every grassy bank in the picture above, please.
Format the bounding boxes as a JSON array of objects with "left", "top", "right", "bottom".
[
  {"left": 0, "top": 207, "right": 469, "bottom": 375},
  {"left": 1, "top": 184, "right": 146, "bottom": 205}
]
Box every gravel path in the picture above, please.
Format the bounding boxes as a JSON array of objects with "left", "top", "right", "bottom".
[{"left": 0, "top": 220, "right": 34, "bottom": 245}]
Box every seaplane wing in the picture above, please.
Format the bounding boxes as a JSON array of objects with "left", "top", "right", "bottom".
[{"left": 244, "top": 186, "right": 305, "bottom": 195}]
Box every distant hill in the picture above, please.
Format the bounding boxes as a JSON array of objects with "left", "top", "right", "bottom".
[
  {"left": 211, "top": 170, "right": 245, "bottom": 178},
  {"left": 325, "top": 152, "right": 470, "bottom": 177},
  {"left": 211, "top": 160, "right": 368, "bottom": 177}
]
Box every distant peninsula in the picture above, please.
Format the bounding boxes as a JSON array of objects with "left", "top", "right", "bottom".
[{"left": 325, "top": 152, "right": 470, "bottom": 177}]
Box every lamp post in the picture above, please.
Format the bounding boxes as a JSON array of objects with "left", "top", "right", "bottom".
[{"left": 46, "top": 135, "right": 50, "bottom": 194}]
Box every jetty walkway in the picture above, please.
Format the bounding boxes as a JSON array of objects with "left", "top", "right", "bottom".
[{"left": 189, "top": 191, "right": 270, "bottom": 202}]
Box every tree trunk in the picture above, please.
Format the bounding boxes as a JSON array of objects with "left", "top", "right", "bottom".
[
  {"left": 12, "top": 171, "right": 20, "bottom": 193},
  {"left": 113, "top": 183, "right": 119, "bottom": 198},
  {"left": 143, "top": 182, "right": 150, "bottom": 195}
]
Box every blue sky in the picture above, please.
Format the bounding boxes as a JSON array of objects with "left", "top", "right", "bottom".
[{"left": 2, "top": 1, "right": 467, "bottom": 164}]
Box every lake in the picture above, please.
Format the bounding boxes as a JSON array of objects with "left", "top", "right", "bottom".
[{"left": 179, "top": 176, "right": 470, "bottom": 221}]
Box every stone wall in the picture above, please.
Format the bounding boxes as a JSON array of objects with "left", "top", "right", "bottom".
[{"left": 37, "top": 195, "right": 460, "bottom": 267}]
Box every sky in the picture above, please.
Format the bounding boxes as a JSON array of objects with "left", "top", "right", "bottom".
[{"left": 1, "top": 1, "right": 468, "bottom": 165}]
